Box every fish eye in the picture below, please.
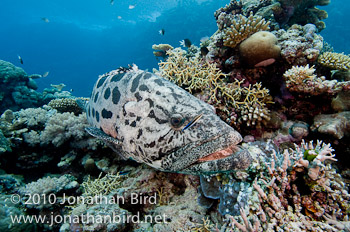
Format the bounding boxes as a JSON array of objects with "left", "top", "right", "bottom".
[{"left": 170, "top": 114, "right": 185, "bottom": 128}]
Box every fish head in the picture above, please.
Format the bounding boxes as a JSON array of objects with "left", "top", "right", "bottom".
[{"left": 116, "top": 72, "right": 251, "bottom": 174}]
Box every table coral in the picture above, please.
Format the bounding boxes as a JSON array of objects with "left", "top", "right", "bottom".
[{"left": 318, "top": 52, "right": 350, "bottom": 71}]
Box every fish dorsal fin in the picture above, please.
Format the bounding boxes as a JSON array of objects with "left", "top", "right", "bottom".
[{"left": 85, "top": 127, "right": 120, "bottom": 146}]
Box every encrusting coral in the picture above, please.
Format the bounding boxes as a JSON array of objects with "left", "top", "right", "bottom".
[
  {"left": 311, "top": 111, "right": 350, "bottom": 139},
  {"left": 221, "top": 12, "right": 270, "bottom": 48},
  {"left": 276, "top": 24, "right": 323, "bottom": 65},
  {"left": 318, "top": 52, "right": 350, "bottom": 71}
]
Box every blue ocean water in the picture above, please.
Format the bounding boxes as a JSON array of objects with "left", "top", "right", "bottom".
[
  {"left": 0, "top": 0, "right": 227, "bottom": 97},
  {"left": 0, "top": 0, "right": 348, "bottom": 97}
]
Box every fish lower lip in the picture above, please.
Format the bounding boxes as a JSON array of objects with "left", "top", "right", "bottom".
[{"left": 197, "top": 145, "right": 240, "bottom": 163}]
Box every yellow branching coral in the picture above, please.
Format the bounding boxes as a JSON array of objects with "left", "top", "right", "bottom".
[
  {"left": 158, "top": 48, "right": 273, "bottom": 126},
  {"left": 222, "top": 12, "right": 270, "bottom": 48},
  {"left": 318, "top": 52, "right": 350, "bottom": 71}
]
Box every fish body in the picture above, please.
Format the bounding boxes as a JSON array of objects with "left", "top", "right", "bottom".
[
  {"left": 17, "top": 55, "right": 23, "bottom": 64},
  {"left": 159, "top": 29, "right": 165, "bottom": 35},
  {"left": 180, "top": 39, "right": 192, "bottom": 48},
  {"left": 85, "top": 66, "right": 251, "bottom": 174},
  {"left": 41, "top": 17, "right": 50, "bottom": 23}
]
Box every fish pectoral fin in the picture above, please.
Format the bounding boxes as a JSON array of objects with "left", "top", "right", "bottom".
[{"left": 85, "top": 127, "right": 120, "bottom": 146}]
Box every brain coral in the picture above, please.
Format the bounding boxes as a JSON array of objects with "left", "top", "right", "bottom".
[{"left": 239, "top": 31, "right": 281, "bottom": 67}]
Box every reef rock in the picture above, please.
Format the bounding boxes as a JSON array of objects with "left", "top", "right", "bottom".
[{"left": 311, "top": 111, "right": 350, "bottom": 139}]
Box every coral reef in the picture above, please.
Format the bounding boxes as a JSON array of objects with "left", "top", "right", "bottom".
[
  {"left": 276, "top": 24, "right": 323, "bottom": 65},
  {"left": 318, "top": 52, "right": 350, "bottom": 71},
  {"left": 209, "top": 141, "right": 350, "bottom": 232},
  {"left": 19, "top": 175, "right": 78, "bottom": 209},
  {"left": 277, "top": 0, "right": 330, "bottom": 31},
  {"left": 0, "top": 60, "right": 43, "bottom": 113},
  {"left": 283, "top": 64, "right": 350, "bottom": 96},
  {"left": 158, "top": 48, "right": 273, "bottom": 127}
]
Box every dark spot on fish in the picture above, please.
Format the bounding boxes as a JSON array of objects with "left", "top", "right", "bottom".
[
  {"left": 171, "top": 92, "right": 182, "bottom": 101},
  {"left": 148, "top": 110, "right": 167, "bottom": 124},
  {"left": 92, "top": 108, "right": 95, "bottom": 118},
  {"left": 136, "top": 116, "right": 141, "bottom": 121},
  {"left": 139, "top": 84, "right": 149, "bottom": 91},
  {"left": 156, "top": 105, "right": 169, "bottom": 116},
  {"left": 112, "top": 87, "right": 121, "bottom": 104},
  {"left": 94, "top": 92, "right": 99, "bottom": 103},
  {"left": 137, "top": 129, "right": 143, "bottom": 139},
  {"left": 97, "top": 76, "right": 107, "bottom": 88},
  {"left": 102, "top": 109, "right": 113, "bottom": 119},
  {"left": 156, "top": 91, "right": 161, "bottom": 95},
  {"left": 146, "top": 141, "right": 156, "bottom": 148},
  {"left": 168, "top": 136, "right": 173, "bottom": 143},
  {"left": 125, "top": 120, "right": 129, "bottom": 125},
  {"left": 135, "top": 92, "right": 142, "bottom": 101},
  {"left": 138, "top": 146, "right": 144, "bottom": 157},
  {"left": 143, "top": 73, "right": 152, "bottom": 79},
  {"left": 111, "top": 73, "right": 125, "bottom": 82},
  {"left": 145, "top": 98, "right": 154, "bottom": 108},
  {"left": 104, "top": 88, "right": 111, "bottom": 99},
  {"left": 88, "top": 106, "right": 91, "bottom": 117},
  {"left": 131, "top": 73, "right": 143, "bottom": 92},
  {"left": 154, "top": 79, "right": 165, "bottom": 86},
  {"left": 130, "top": 121, "right": 136, "bottom": 127},
  {"left": 96, "top": 111, "right": 100, "bottom": 122}
]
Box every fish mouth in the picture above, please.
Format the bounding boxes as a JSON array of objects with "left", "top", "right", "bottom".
[
  {"left": 176, "top": 134, "right": 252, "bottom": 174},
  {"left": 196, "top": 144, "right": 240, "bottom": 163}
]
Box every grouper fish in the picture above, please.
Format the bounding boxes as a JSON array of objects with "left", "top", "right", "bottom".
[{"left": 84, "top": 65, "right": 251, "bottom": 174}]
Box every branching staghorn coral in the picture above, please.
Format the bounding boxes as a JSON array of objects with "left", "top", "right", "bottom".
[
  {"left": 228, "top": 141, "right": 349, "bottom": 232},
  {"left": 82, "top": 172, "right": 123, "bottom": 197},
  {"left": 283, "top": 64, "right": 350, "bottom": 95},
  {"left": 318, "top": 52, "right": 350, "bottom": 71},
  {"left": 221, "top": 12, "right": 270, "bottom": 48},
  {"left": 158, "top": 48, "right": 273, "bottom": 126}
]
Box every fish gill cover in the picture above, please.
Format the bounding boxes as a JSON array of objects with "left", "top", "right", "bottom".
[{"left": 0, "top": 0, "right": 350, "bottom": 231}]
